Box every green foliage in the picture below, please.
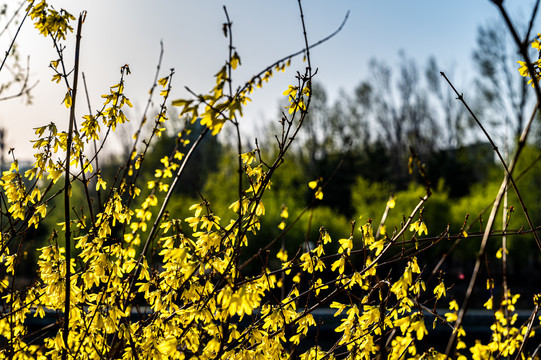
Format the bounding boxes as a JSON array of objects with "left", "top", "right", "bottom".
[{"left": 352, "top": 177, "right": 450, "bottom": 237}]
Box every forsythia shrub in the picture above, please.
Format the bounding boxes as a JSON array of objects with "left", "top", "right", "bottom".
[{"left": 1, "top": 1, "right": 540, "bottom": 359}]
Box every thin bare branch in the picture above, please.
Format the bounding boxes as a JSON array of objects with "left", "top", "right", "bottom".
[{"left": 62, "top": 11, "right": 85, "bottom": 360}]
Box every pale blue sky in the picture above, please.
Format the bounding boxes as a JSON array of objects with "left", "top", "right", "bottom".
[{"left": 1, "top": 0, "right": 538, "bottom": 160}]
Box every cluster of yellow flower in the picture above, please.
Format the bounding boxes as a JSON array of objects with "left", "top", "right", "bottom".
[{"left": 2, "top": 1, "right": 541, "bottom": 359}]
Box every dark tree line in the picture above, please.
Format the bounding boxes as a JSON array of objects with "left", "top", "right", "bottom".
[{"left": 264, "top": 19, "right": 539, "bottom": 218}]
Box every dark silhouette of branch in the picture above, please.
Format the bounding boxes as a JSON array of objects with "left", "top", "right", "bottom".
[
  {"left": 0, "top": 0, "right": 31, "bottom": 74},
  {"left": 61, "top": 11, "right": 85, "bottom": 360}
]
